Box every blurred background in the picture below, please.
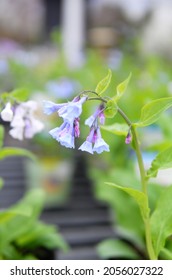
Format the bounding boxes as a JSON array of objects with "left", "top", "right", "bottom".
[{"left": 0, "top": 0, "right": 172, "bottom": 260}]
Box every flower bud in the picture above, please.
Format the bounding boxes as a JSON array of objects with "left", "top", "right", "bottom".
[{"left": 125, "top": 132, "right": 132, "bottom": 144}]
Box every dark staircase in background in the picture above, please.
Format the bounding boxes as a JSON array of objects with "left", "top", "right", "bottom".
[
  {"left": 0, "top": 156, "right": 26, "bottom": 208},
  {"left": 0, "top": 154, "right": 115, "bottom": 260}
]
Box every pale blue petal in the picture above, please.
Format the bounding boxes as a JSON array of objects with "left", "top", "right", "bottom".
[
  {"left": 59, "top": 133, "right": 75, "bottom": 148},
  {"left": 93, "top": 138, "right": 110, "bottom": 154},
  {"left": 58, "top": 97, "right": 87, "bottom": 121},
  {"left": 85, "top": 115, "right": 95, "bottom": 127},
  {"left": 79, "top": 141, "right": 93, "bottom": 154},
  {"left": 43, "top": 100, "right": 64, "bottom": 115},
  {"left": 59, "top": 103, "right": 82, "bottom": 121},
  {"left": 49, "top": 127, "right": 61, "bottom": 140}
]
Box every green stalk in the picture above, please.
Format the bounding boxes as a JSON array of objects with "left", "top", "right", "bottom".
[
  {"left": 117, "top": 107, "right": 157, "bottom": 260},
  {"left": 132, "top": 126, "right": 156, "bottom": 260}
]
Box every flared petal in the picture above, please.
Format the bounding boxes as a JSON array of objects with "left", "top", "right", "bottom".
[{"left": 79, "top": 141, "right": 93, "bottom": 154}]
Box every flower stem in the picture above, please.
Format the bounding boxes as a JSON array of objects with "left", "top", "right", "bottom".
[
  {"left": 87, "top": 97, "right": 107, "bottom": 103},
  {"left": 132, "top": 126, "right": 156, "bottom": 260},
  {"left": 117, "top": 107, "right": 157, "bottom": 260}
]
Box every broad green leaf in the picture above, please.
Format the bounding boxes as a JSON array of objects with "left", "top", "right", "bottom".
[
  {"left": 104, "top": 100, "right": 117, "bottom": 118},
  {"left": 17, "top": 222, "right": 69, "bottom": 252},
  {"left": 0, "top": 189, "right": 45, "bottom": 223},
  {"left": 113, "top": 72, "right": 131, "bottom": 102},
  {"left": 135, "top": 97, "right": 172, "bottom": 127},
  {"left": 0, "top": 126, "right": 4, "bottom": 148},
  {"left": 151, "top": 186, "right": 172, "bottom": 257},
  {"left": 93, "top": 170, "right": 144, "bottom": 238},
  {"left": 97, "top": 238, "right": 140, "bottom": 259},
  {"left": 1, "top": 244, "right": 24, "bottom": 260},
  {"left": 0, "top": 148, "right": 36, "bottom": 161},
  {"left": 101, "top": 123, "right": 128, "bottom": 136},
  {"left": 147, "top": 146, "right": 172, "bottom": 178},
  {"left": 11, "top": 88, "right": 29, "bottom": 102},
  {"left": 95, "top": 69, "right": 112, "bottom": 96},
  {"left": 0, "top": 189, "right": 45, "bottom": 250},
  {"left": 0, "top": 202, "right": 32, "bottom": 222},
  {"left": 105, "top": 182, "right": 149, "bottom": 220}
]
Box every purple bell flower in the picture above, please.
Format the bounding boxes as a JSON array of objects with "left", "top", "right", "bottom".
[
  {"left": 79, "top": 127, "right": 109, "bottom": 154},
  {"left": 79, "top": 128, "right": 95, "bottom": 154},
  {"left": 93, "top": 128, "right": 110, "bottom": 154},
  {"left": 85, "top": 104, "right": 105, "bottom": 127},
  {"left": 58, "top": 96, "right": 87, "bottom": 122},
  {"left": 43, "top": 100, "right": 66, "bottom": 115},
  {"left": 49, "top": 119, "right": 81, "bottom": 149},
  {"left": 43, "top": 96, "right": 87, "bottom": 122}
]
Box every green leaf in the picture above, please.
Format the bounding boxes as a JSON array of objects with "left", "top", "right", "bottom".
[
  {"left": 17, "top": 222, "right": 69, "bottom": 252},
  {"left": 1, "top": 244, "right": 24, "bottom": 260},
  {"left": 105, "top": 182, "right": 149, "bottom": 220},
  {"left": 113, "top": 73, "right": 132, "bottom": 102},
  {"left": 11, "top": 88, "right": 29, "bottom": 102},
  {"left": 104, "top": 100, "right": 117, "bottom": 118},
  {"left": 160, "top": 248, "right": 172, "bottom": 260},
  {"left": 0, "top": 148, "right": 36, "bottom": 161},
  {"left": 135, "top": 97, "right": 172, "bottom": 127},
  {"left": 101, "top": 123, "right": 128, "bottom": 136},
  {"left": 0, "top": 92, "right": 10, "bottom": 104},
  {"left": 0, "top": 189, "right": 46, "bottom": 250},
  {"left": 93, "top": 169, "right": 144, "bottom": 238},
  {"left": 95, "top": 69, "right": 112, "bottom": 96},
  {"left": 0, "top": 189, "right": 45, "bottom": 223},
  {"left": 147, "top": 146, "right": 172, "bottom": 178},
  {"left": 97, "top": 238, "right": 140, "bottom": 259},
  {"left": 151, "top": 186, "right": 172, "bottom": 257},
  {"left": 0, "top": 126, "right": 4, "bottom": 148}
]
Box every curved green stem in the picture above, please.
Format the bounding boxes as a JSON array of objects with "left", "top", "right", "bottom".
[
  {"left": 87, "top": 97, "right": 107, "bottom": 103},
  {"left": 117, "top": 107, "right": 157, "bottom": 260}
]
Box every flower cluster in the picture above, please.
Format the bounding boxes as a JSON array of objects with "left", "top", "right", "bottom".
[
  {"left": 0, "top": 101, "right": 44, "bottom": 140},
  {"left": 43, "top": 96, "right": 110, "bottom": 154}
]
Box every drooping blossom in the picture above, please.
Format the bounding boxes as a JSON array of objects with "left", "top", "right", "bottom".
[
  {"left": 43, "top": 95, "right": 87, "bottom": 148},
  {"left": 80, "top": 103, "right": 109, "bottom": 154},
  {"left": 93, "top": 128, "right": 110, "bottom": 154},
  {"left": 49, "top": 118, "right": 80, "bottom": 149},
  {"left": 85, "top": 103, "right": 105, "bottom": 127},
  {"left": 79, "top": 128, "right": 95, "bottom": 154},
  {"left": 43, "top": 100, "right": 67, "bottom": 115},
  {"left": 44, "top": 95, "right": 109, "bottom": 154},
  {"left": 43, "top": 96, "right": 87, "bottom": 122},
  {"left": 79, "top": 127, "right": 109, "bottom": 154},
  {"left": 9, "top": 101, "right": 44, "bottom": 140},
  {"left": 1, "top": 102, "right": 14, "bottom": 122}
]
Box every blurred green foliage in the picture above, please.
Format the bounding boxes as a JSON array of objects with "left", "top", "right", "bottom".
[{"left": 0, "top": 189, "right": 68, "bottom": 260}]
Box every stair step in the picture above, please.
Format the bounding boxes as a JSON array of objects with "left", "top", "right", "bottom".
[
  {"left": 61, "top": 225, "right": 115, "bottom": 245},
  {"left": 57, "top": 246, "right": 100, "bottom": 260},
  {"left": 41, "top": 209, "right": 111, "bottom": 226},
  {"left": 66, "top": 199, "right": 107, "bottom": 210}
]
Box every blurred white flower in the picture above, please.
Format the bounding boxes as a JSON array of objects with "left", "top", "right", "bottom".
[
  {"left": 1, "top": 102, "right": 14, "bottom": 122},
  {"left": 9, "top": 101, "right": 44, "bottom": 141}
]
